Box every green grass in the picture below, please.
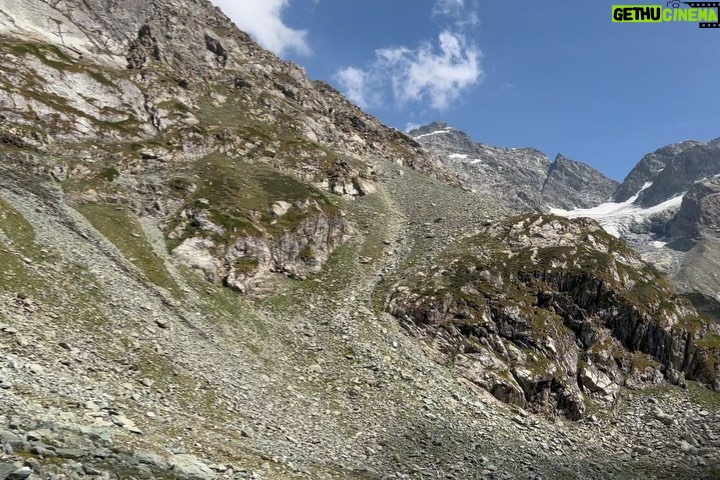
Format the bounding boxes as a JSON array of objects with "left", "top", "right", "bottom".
[
  {"left": 100, "top": 167, "right": 120, "bottom": 182},
  {"left": 76, "top": 204, "right": 181, "bottom": 297},
  {"left": 0, "top": 198, "right": 39, "bottom": 293},
  {"left": 167, "top": 153, "right": 342, "bottom": 251},
  {"left": 0, "top": 198, "right": 110, "bottom": 330},
  {"left": 0, "top": 241, "right": 30, "bottom": 293},
  {"left": 687, "top": 381, "right": 720, "bottom": 411},
  {"left": 233, "top": 257, "right": 259, "bottom": 274},
  {"left": 1, "top": 39, "right": 75, "bottom": 70},
  {"left": 0, "top": 197, "right": 35, "bottom": 246},
  {"left": 697, "top": 332, "right": 720, "bottom": 350}
]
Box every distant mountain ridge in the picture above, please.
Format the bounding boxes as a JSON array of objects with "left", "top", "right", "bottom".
[
  {"left": 612, "top": 140, "right": 705, "bottom": 203},
  {"left": 409, "top": 121, "right": 619, "bottom": 210},
  {"left": 546, "top": 134, "right": 720, "bottom": 304}
]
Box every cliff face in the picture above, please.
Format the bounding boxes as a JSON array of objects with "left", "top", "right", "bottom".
[
  {"left": 541, "top": 154, "right": 617, "bottom": 210},
  {"left": 387, "top": 214, "right": 720, "bottom": 418},
  {"left": 635, "top": 139, "right": 720, "bottom": 208},
  {"left": 667, "top": 178, "right": 720, "bottom": 240},
  {"left": 613, "top": 141, "right": 703, "bottom": 203}
]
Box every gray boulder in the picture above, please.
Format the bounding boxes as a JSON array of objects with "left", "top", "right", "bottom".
[{"left": 168, "top": 454, "right": 217, "bottom": 480}]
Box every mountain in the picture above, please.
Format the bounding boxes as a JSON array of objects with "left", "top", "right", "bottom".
[
  {"left": 552, "top": 137, "right": 720, "bottom": 307},
  {"left": 542, "top": 153, "right": 619, "bottom": 210},
  {"left": 613, "top": 140, "right": 704, "bottom": 203},
  {"left": 409, "top": 122, "right": 619, "bottom": 210},
  {"left": 635, "top": 139, "right": 720, "bottom": 207},
  {"left": 1, "top": 2, "right": 720, "bottom": 480}
]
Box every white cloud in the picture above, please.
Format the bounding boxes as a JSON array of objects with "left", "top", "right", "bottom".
[
  {"left": 433, "top": 0, "right": 479, "bottom": 27},
  {"left": 211, "top": 0, "right": 311, "bottom": 56},
  {"left": 334, "top": 67, "right": 370, "bottom": 108},
  {"left": 335, "top": 30, "right": 482, "bottom": 111},
  {"left": 433, "top": 0, "right": 465, "bottom": 17},
  {"left": 405, "top": 122, "right": 422, "bottom": 133}
]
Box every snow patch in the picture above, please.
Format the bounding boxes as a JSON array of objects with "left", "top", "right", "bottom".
[
  {"left": 448, "top": 153, "right": 468, "bottom": 160},
  {"left": 413, "top": 128, "right": 453, "bottom": 139},
  {"left": 696, "top": 173, "right": 720, "bottom": 183},
  {"left": 550, "top": 183, "right": 684, "bottom": 238}
]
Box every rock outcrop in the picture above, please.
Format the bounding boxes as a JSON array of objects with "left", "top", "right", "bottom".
[
  {"left": 635, "top": 139, "right": 720, "bottom": 208},
  {"left": 387, "top": 214, "right": 720, "bottom": 419},
  {"left": 0, "top": 0, "right": 466, "bottom": 293},
  {"left": 667, "top": 178, "right": 720, "bottom": 240}
]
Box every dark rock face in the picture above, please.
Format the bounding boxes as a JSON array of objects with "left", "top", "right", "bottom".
[
  {"left": 636, "top": 139, "right": 720, "bottom": 207},
  {"left": 541, "top": 154, "right": 617, "bottom": 210},
  {"left": 665, "top": 179, "right": 720, "bottom": 302},
  {"left": 667, "top": 178, "right": 720, "bottom": 240},
  {"left": 386, "top": 214, "right": 720, "bottom": 419},
  {"left": 409, "top": 123, "right": 618, "bottom": 210},
  {"left": 613, "top": 141, "right": 703, "bottom": 203}
]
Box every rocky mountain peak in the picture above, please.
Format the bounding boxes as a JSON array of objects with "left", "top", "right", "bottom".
[
  {"left": 408, "top": 121, "right": 452, "bottom": 135},
  {"left": 613, "top": 139, "right": 707, "bottom": 203},
  {"left": 634, "top": 139, "right": 720, "bottom": 208},
  {"left": 410, "top": 122, "right": 618, "bottom": 210},
  {"left": 552, "top": 153, "right": 574, "bottom": 165}
]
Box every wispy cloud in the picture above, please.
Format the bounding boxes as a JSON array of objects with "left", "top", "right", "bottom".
[
  {"left": 335, "top": 30, "right": 482, "bottom": 111},
  {"left": 405, "top": 122, "right": 422, "bottom": 133},
  {"left": 433, "top": 0, "right": 479, "bottom": 26},
  {"left": 433, "top": 0, "right": 465, "bottom": 17},
  {"left": 211, "top": 0, "right": 311, "bottom": 56},
  {"left": 334, "top": 67, "right": 372, "bottom": 108},
  {"left": 335, "top": 1, "right": 482, "bottom": 112}
]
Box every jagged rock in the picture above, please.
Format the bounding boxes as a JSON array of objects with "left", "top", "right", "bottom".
[
  {"left": 653, "top": 407, "right": 674, "bottom": 426},
  {"left": 172, "top": 238, "right": 223, "bottom": 283},
  {"left": 635, "top": 139, "right": 720, "bottom": 207},
  {"left": 613, "top": 141, "right": 704, "bottom": 202},
  {"left": 667, "top": 178, "right": 720, "bottom": 240},
  {"left": 409, "top": 123, "right": 618, "bottom": 210},
  {"left": 0, "top": 463, "right": 17, "bottom": 479},
  {"left": 542, "top": 154, "right": 618, "bottom": 210},
  {"left": 579, "top": 365, "right": 618, "bottom": 401}
]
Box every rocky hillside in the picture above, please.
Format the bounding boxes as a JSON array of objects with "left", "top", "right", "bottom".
[
  {"left": 0, "top": 0, "right": 465, "bottom": 294},
  {"left": 385, "top": 214, "right": 720, "bottom": 420},
  {"left": 409, "top": 122, "right": 618, "bottom": 210},
  {"left": 1, "top": 1, "right": 720, "bottom": 480}
]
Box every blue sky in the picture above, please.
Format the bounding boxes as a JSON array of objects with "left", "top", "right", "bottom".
[{"left": 213, "top": 0, "right": 720, "bottom": 181}]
